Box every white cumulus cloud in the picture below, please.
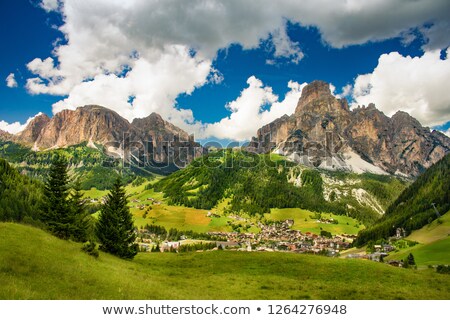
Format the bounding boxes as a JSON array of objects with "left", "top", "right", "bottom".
[
  {"left": 5, "top": 73, "right": 17, "bottom": 88},
  {"left": 352, "top": 48, "right": 450, "bottom": 127},
  {"left": 29, "top": 0, "right": 450, "bottom": 96},
  {"left": 39, "top": 0, "right": 59, "bottom": 12},
  {"left": 51, "top": 45, "right": 212, "bottom": 125},
  {"left": 198, "top": 76, "right": 305, "bottom": 140},
  {"left": 268, "top": 25, "right": 304, "bottom": 64}
]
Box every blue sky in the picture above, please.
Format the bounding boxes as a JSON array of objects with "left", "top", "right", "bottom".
[{"left": 1, "top": 0, "right": 449, "bottom": 140}]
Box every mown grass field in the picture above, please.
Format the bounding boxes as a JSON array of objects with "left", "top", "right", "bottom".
[
  {"left": 129, "top": 187, "right": 232, "bottom": 232},
  {"left": 83, "top": 184, "right": 233, "bottom": 232},
  {"left": 265, "top": 208, "right": 364, "bottom": 235},
  {"left": 1, "top": 223, "right": 449, "bottom": 300},
  {"left": 133, "top": 204, "right": 231, "bottom": 232}
]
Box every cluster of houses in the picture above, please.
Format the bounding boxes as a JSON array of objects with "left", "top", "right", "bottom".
[
  {"left": 345, "top": 228, "right": 407, "bottom": 266},
  {"left": 136, "top": 219, "right": 353, "bottom": 255},
  {"left": 209, "top": 220, "right": 352, "bottom": 255},
  {"left": 137, "top": 240, "right": 181, "bottom": 252},
  {"left": 130, "top": 197, "right": 162, "bottom": 210},
  {"left": 346, "top": 244, "right": 396, "bottom": 262}
]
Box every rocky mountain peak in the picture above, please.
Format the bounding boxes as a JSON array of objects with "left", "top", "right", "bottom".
[
  {"left": 295, "top": 80, "right": 349, "bottom": 115},
  {"left": 391, "top": 110, "right": 422, "bottom": 127},
  {"left": 16, "top": 113, "right": 50, "bottom": 144},
  {"left": 0, "top": 129, "right": 13, "bottom": 141},
  {"left": 0, "top": 105, "right": 203, "bottom": 170},
  {"left": 132, "top": 112, "right": 165, "bottom": 128},
  {"left": 249, "top": 80, "right": 450, "bottom": 177}
]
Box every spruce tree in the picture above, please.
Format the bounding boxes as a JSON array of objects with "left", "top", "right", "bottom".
[
  {"left": 96, "top": 178, "right": 138, "bottom": 259},
  {"left": 407, "top": 253, "right": 416, "bottom": 266},
  {"left": 69, "top": 179, "right": 91, "bottom": 242},
  {"left": 41, "top": 155, "right": 73, "bottom": 239}
]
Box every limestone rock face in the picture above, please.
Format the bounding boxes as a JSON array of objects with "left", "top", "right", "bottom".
[
  {"left": 249, "top": 81, "right": 450, "bottom": 177},
  {"left": 35, "top": 106, "right": 130, "bottom": 148},
  {"left": 295, "top": 80, "right": 349, "bottom": 116},
  {"left": 16, "top": 113, "right": 50, "bottom": 144},
  {"left": 3, "top": 105, "right": 203, "bottom": 169},
  {"left": 0, "top": 129, "right": 13, "bottom": 142}
]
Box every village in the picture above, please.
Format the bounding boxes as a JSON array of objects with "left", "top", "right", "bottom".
[
  {"left": 136, "top": 218, "right": 356, "bottom": 256},
  {"left": 89, "top": 195, "right": 410, "bottom": 264}
]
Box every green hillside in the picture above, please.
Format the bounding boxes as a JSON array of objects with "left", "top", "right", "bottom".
[
  {"left": 1, "top": 223, "right": 449, "bottom": 300},
  {"left": 0, "top": 158, "right": 43, "bottom": 224},
  {"left": 265, "top": 208, "right": 364, "bottom": 235},
  {"left": 385, "top": 211, "right": 450, "bottom": 266},
  {"left": 0, "top": 142, "right": 154, "bottom": 190},
  {"left": 406, "top": 211, "right": 450, "bottom": 244},
  {"left": 386, "top": 238, "right": 450, "bottom": 267},
  {"left": 355, "top": 153, "right": 450, "bottom": 246},
  {"left": 154, "top": 150, "right": 404, "bottom": 225}
]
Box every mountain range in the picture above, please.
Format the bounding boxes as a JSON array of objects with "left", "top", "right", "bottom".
[
  {"left": 1, "top": 80, "right": 449, "bottom": 177},
  {"left": 6, "top": 105, "right": 202, "bottom": 169},
  {"left": 248, "top": 80, "right": 450, "bottom": 177}
]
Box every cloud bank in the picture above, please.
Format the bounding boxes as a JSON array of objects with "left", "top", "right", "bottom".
[
  {"left": 200, "top": 77, "right": 305, "bottom": 140},
  {"left": 13, "top": 0, "right": 450, "bottom": 140},
  {"left": 352, "top": 48, "right": 450, "bottom": 127}
]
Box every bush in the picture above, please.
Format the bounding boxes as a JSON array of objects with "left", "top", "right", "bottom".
[
  {"left": 436, "top": 265, "right": 450, "bottom": 274},
  {"left": 82, "top": 241, "right": 99, "bottom": 258},
  {"left": 320, "top": 230, "right": 332, "bottom": 238}
]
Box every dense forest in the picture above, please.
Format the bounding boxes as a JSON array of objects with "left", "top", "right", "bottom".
[
  {"left": 0, "top": 141, "right": 153, "bottom": 190},
  {"left": 0, "top": 158, "right": 44, "bottom": 224},
  {"left": 354, "top": 153, "right": 450, "bottom": 246}
]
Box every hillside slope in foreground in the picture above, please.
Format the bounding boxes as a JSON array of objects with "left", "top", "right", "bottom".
[{"left": 1, "top": 223, "right": 449, "bottom": 300}]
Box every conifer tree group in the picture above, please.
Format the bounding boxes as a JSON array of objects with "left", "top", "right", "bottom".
[
  {"left": 41, "top": 155, "right": 89, "bottom": 242},
  {"left": 40, "top": 156, "right": 137, "bottom": 259}
]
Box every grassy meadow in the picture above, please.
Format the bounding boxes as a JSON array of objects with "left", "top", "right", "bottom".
[
  {"left": 1, "top": 223, "right": 449, "bottom": 300},
  {"left": 406, "top": 211, "right": 450, "bottom": 244},
  {"left": 265, "top": 208, "right": 364, "bottom": 235}
]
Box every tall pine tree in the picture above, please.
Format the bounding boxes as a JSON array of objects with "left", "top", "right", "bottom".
[
  {"left": 96, "top": 178, "right": 138, "bottom": 259},
  {"left": 41, "top": 155, "right": 73, "bottom": 239},
  {"left": 69, "top": 179, "right": 91, "bottom": 242}
]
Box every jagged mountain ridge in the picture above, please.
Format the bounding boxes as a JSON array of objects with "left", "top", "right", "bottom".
[
  {"left": 4, "top": 105, "right": 202, "bottom": 168},
  {"left": 248, "top": 80, "right": 450, "bottom": 177}
]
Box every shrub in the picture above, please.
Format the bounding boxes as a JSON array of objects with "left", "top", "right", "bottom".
[
  {"left": 82, "top": 241, "right": 99, "bottom": 258},
  {"left": 436, "top": 265, "right": 450, "bottom": 274}
]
